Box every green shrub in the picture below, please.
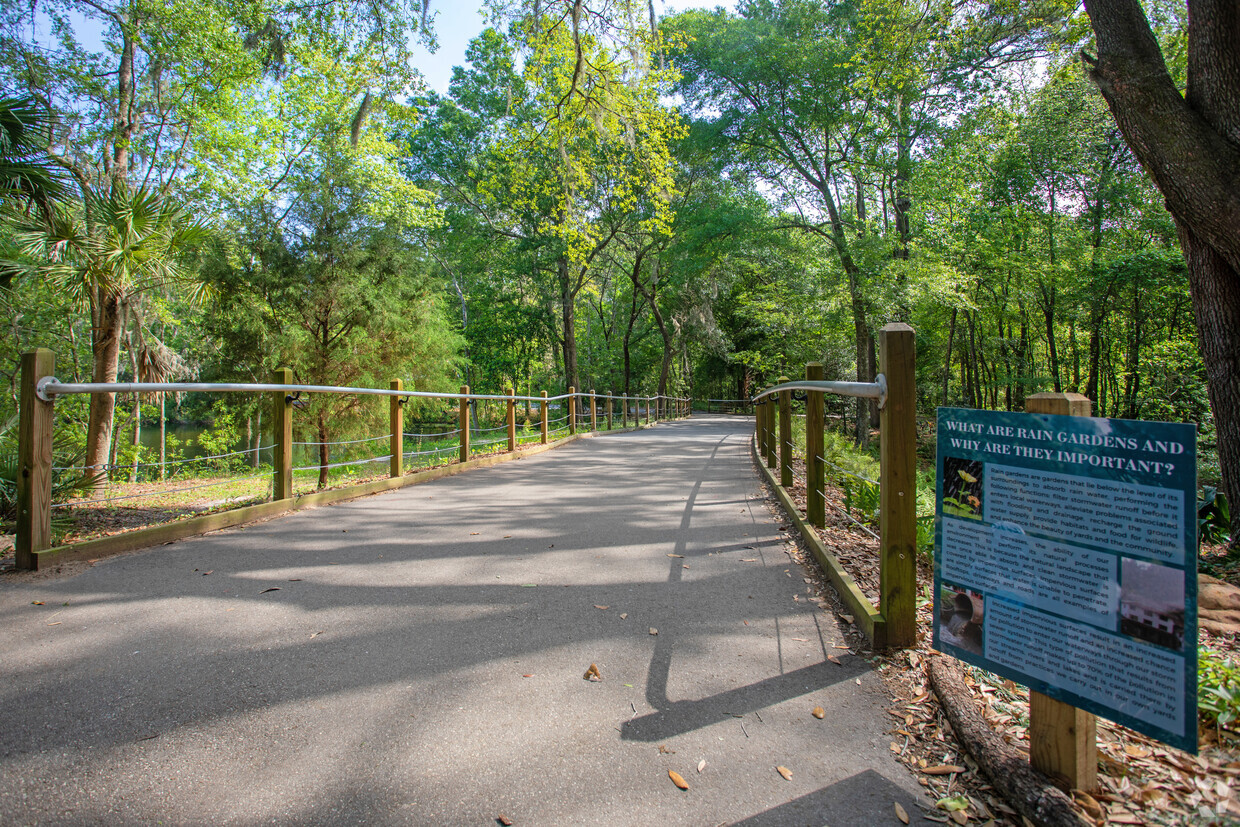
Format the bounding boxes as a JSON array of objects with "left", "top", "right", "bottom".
[{"left": 1199, "top": 649, "right": 1240, "bottom": 739}]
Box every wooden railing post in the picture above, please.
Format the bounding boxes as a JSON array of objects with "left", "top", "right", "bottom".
[
  {"left": 622, "top": 394, "right": 629, "bottom": 428},
  {"left": 16, "top": 349, "right": 55, "bottom": 570},
  {"left": 1025, "top": 391, "right": 1098, "bottom": 793},
  {"left": 778, "top": 378, "right": 793, "bottom": 487},
  {"left": 590, "top": 389, "right": 597, "bottom": 431},
  {"left": 879, "top": 323, "right": 917, "bottom": 649},
  {"left": 568, "top": 386, "right": 576, "bottom": 435},
  {"left": 459, "top": 385, "right": 470, "bottom": 462},
  {"left": 272, "top": 367, "right": 293, "bottom": 501},
  {"left": 390, "top": 379, "right": 404, "bottom": 479},
  {"left": 806, "top": 363, "right": 826, "bottom": 528},
  {"left": 606, "top": 394, "right": 613, "bottom": 430},
  {"left": 646, "top": 396, "right": 652, "bottom": 426},
  {"left": 540, "top": 391, "right": 549, "bottom": 444},
  {"left": 507, "top": 387, "right": 517, "bottom": 451}
]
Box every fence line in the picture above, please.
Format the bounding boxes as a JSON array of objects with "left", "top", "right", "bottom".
[
  {"left": 750, "top": 323, "right": 916, "bottom": 649},
  {"left": 14, "top": 350, "right": 692, "bottom": 572}
]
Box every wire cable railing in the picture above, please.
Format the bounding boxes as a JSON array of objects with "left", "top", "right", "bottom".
[{"left": 14, "top": 362, "right": 693, "bottom": 573}]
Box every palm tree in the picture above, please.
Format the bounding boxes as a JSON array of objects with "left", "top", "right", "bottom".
[
  {"left": 0, "top": 95, "right": 64, "bottom": 214},
  {"left": 1, "top": 95, "right": 67, "bottom": 287},
  {"left": 17, "top": 185, "right": 208, "bottom": 480}
]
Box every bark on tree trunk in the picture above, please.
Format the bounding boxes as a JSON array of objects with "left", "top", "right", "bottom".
[
  {"left": 85, "top": 288, "right": 124, "bottom": 482},
  {"left": 558, "top": 256, "right": 579, "bottom": 393},
  {"left": 317, "top": 414, "right": 330, "bottom": 490},
  {"left": 1083, "top": 0, "right": 1240, "bottom": 519}
]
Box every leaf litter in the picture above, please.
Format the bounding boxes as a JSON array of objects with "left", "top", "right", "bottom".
[{"left": 770, "top": 460, "right": 1240, "bottom": 826}]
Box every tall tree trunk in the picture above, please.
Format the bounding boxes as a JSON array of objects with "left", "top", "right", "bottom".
[
  {"left": 892, "top": 92, "right": 913, "bottom": 261},
  {"left": 1084, "top": 0, "right": 1240, "bottom": 522},
  {"left": 128, "top": 331, "right": 140, "bottom": 484},
  {"left": 942, "top": 307, "right": 957, "bottom": 407},
  {"left": 557, "top": 255, "right": 579, "bottom": 393},
  {"left": 84, "top": 288, "right": 124, "bottom": 481},
  {"left": 317, "top": 413, "right": 330, "bottom": 489}
]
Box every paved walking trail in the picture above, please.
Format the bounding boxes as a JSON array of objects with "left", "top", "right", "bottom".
[{"left": 0, "top": 416, "right": 932, "bottom": 825}]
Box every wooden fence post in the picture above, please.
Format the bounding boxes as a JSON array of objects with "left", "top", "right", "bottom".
[
  {"left": 390, "top": 380, "right": 403, "bottom": 479},
  {"left": 778, "top": 379, "right": 793, "bottom": 487},
  {"left": 16, "top": 349, "right": 55, "bottom": 570},
  {"left": 806, "top": 363, "right": 826, "bottom": 528},
  {"left": 1025, "top": 391, "right": 1098, "bottom": 793},
  {"left": 568, "top": 386, "right": 576, "bottom": 435},
  {"left": 272, "top": 367, "right": 293, "bottom": 501},
  {"left": 622, "top": 394, "right": 629, "bottom": 428},
  {"left": 540, "top": 391, "right": 549, "bottom": 444},
  {"left": 606, "top": 394, "right": 613, "bottom": 430},
  {"left": 646, "top": 396, "right": 652, "bottom": 425},
  {"left": 879, "top": 323, "right": 917, "bottom": 649},
  {"left": 459, "top": 385, "right": 470, "bottom": 462},
  {"left": 590, "top": 389, "right": 597, "bottom": 431},
  {"left": 507, "top": 387, "right": 517, "bottom": 452}
]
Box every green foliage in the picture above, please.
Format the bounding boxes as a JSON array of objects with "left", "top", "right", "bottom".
[
  {"left": 1199, "top": 650, "right": 1240, "bottom": 738},
  {"left": 1198, "top": 486, "right": 1232, "bottom": 547}
]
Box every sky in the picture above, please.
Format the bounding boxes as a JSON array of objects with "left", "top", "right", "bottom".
[{"left": 411, "top": 0, "right": 732, "bottom": 93}]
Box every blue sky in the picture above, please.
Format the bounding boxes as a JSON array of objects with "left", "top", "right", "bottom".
[{"left": 412, "top": 0, "right": 732, "bottom": 93}]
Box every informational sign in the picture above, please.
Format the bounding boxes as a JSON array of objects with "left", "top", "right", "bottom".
[{"left": 933, "top": 407, "right": 1197, "bottom": 752}]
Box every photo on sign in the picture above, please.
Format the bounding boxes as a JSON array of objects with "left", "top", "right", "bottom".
[
  {"left": 942, "top": 456, "right": 984, "bottom": 520},
  {"left": 939, "top": 585, "right": 984, "bottom": 656},
  {"left": 1119, "top": 558, "right": 1186, "bottom": 652}
]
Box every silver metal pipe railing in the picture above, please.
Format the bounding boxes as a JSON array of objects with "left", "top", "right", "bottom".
[{"left": 751, "top": 376, "right": 887, "bottom": 409}]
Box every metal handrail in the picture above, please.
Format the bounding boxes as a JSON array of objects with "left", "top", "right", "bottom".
[
  {"left": 751, "top": 377, "right": 887, "bottom": 409},
  {"left": 37, "top": 377, "right": 693, "bottom": 406}
]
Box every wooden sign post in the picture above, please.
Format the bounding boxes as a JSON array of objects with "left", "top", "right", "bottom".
[
  {"left": 16, "top": 349, "right": 55, "bottom": 570},
  {"left": 1024, "top": 391, "right": 1098, "bottom": 793}
]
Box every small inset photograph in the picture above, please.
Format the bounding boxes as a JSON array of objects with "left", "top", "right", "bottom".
[
  {"left": 942, "top": 456, "right": 984, "bottom": 520},
  {"left": 1119, "top": 558, "right": 1186, "bottom": 651},
  {"left": 939, "top": 585, "right": 984, "bottom": 656}
]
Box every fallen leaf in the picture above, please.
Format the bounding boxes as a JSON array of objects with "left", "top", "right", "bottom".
[
  {"left": 202, "top": 571, "right": 213, "bottom": 576},
  {"left": 658, "top": 744, "right": 676, "bottom": 754},
  {"left": 895, "top": 802, "right": 910, "bottom": 824},
  {"left": 47, "top": 621, "right": 62, "bottom": 626},
  {"left": 741, "top": 558, "right": 758, "bottom": 562},
  {"left": 31, "top": 601, "right": 44, "bottom": 606},
  {"left": 667, "top": 554, "right": 684, "bottom": 558},
  {"left": 497, "top": 816, "right": 513, "bottom": 826},
  {"left": 839, "top": 614, "right": 854, "bottom": 624},
  {"left": 470, "top": 532, "right": 480, "bottom": 535},
  {"left": 812, "top": 707, "right": 825, "bottom": 719},
  {"left": 594, "top": 605, "right": 609, "bottom": 610},
  {"left": 583, "top": 663, "right": 602, "bottom": 681},
  {"left": 937, "top": 795, "right": 970, "bottom": 812},
  {"left": 1073, "top": 791, "right": 1103, "bottom": 820},
  {"left": 259, "top": 587, "right": 281, "bottom": 594},
  {"left": 287, "top": 577, "right": 300, "bottom": 581},
  {"left": 827, "top": 655, "right": 841, "bottom": 665},
  {"left": 949, "top": 811, "right": 967, "bottom": 825},
  {"left": 649, "top": 628, "right": 658, "bottom": 636},
  {"left": 791, "top": 637, "right": 808, "bottom": 641},
  {"left": 619, "top": 613, "right": 628, "bottom": 619},
  {"left": 522, "top": 674, "right": 534, "bottom": 678},
  {"left": 777, "top": 766, "right": 793, "bottom": 781},
  {"left": 1124, "top": 745, "right": 1152, "bottom": 759},
  {"left": 697, "top": 760, "right": 706, "bottom": 773},
  {"left": 924, "top": 766, "right": 966, "bottom": 776},
  {"left": 669, "top": 770, "right": 689, "bottom": 790},
  {"left": 309, "top": 631, "right": 324, "bottom": 638}
]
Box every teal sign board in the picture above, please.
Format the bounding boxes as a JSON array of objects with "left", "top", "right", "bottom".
[{"left": 933, "top": 407, "right": 1197, "bottom": 753}]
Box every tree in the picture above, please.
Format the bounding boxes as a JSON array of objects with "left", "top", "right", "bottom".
[
  {"left": 1082, "top": 0, "right": 1240, "bottom": 521},
  {"left": 17, "top": 186, "right": 206, "bottom": 479}
]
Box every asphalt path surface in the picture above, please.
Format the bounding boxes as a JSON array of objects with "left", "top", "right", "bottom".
[{"left": 1, "top": 415, "right": 932, "bottom": 825}]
